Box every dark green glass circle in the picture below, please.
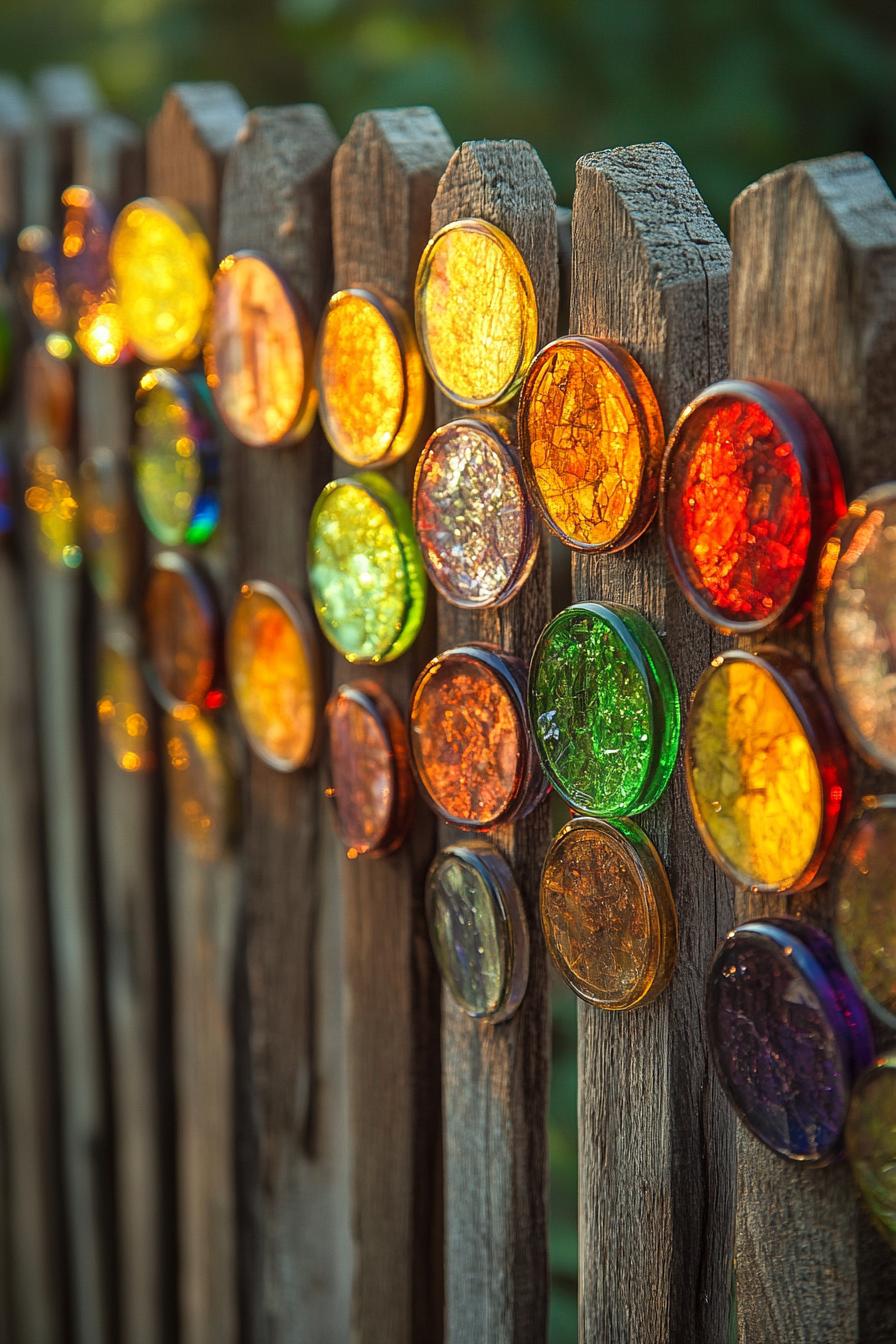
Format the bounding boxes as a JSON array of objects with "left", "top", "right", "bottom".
[{"left": 527, "top": 602, "right": 680, "bottom": 816}]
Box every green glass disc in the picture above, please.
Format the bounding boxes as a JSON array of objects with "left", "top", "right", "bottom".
[
  {"left": 846, "top": 1056, "right": 896, "bottom": 1249},
  {"left": 527, "top": 601, "right": 680, "bottom": 816}
]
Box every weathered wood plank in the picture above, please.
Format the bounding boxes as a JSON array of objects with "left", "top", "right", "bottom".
[
  {"left": 427, "top": 138, "right": 558, "bottom": 1344},
  {"left": 567, "top": 143, "right": 733, "bottom": 1344}
]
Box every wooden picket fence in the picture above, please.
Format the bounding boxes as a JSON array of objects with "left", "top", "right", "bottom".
[{"left": 0, "top": 64, "right": 894, "bottom": 1344}]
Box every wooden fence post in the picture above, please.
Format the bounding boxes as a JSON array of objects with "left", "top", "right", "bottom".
[
  {"left": 146, "top": 81, "right": 247, "bottom": 1344},
  {"left": 217, "top": 103, "right": 350, "bottom": 1342},
  {"left": 566, "top": 143, "right": 733, "bottom": 1343},
  {"left": 329, "top": 107, "right": 453, "bottom": 1344},
  {"left": 728, "top": 153, "right": 896, "bottom": 1344},
  {"left": 426, "top": 138, "right": 558, "bottom": 1344}
]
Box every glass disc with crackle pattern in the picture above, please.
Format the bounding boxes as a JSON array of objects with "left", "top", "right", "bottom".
[
  {"left": 518, "top": 336, "right": 664, "bottom": 552},
  {"left": 206, "top": 251, "right": 316, "bottom": 448},
  {"left": 110, "top": 197, "right": 212, "bottom": 365},
  {"left": 79, "top": 447, "right": 139, "bottom": 605},
  {"left": 227, "top": 581, "right": 320, "bottom": 771},
  {"left": 134, "top": 369, "right": 219, "bottom": 547},
  {"left": 833, "top": 798, "right": 896, "bottom": 1028},
  {"left": 847, "top": 1057, "right": 896, "bottom": 1248},
  {"left": 316, "top": 288, "right": 424, "bottom": 468},
  {"left": 97, "top": 633, "right": 154, "bottom": 773},
  {"left": 410, "top": 643, "right": 547, "bottom": 830},
  {"left": 815, "top": 483, "right": 896, "bottom": 774},
  {"left": 528, "top": 603, "right": 679, "bottom": 817},
  {"left": 164, "top": 708, "right": 234, "bottom": 860},
  {"left": 686, "top": 648, "right": 848, "bottom": 892},
  {"left": 707, "top": 918, "right": 874, "bottom": 1162},
  {"left": 426, "top": 841, "right": 529, "bottom": 1021},
  {"left": 540, "top": 817, "right": 676, "bottom": 1010},
  {"left": 326, "top": 682, "right": 413, "bottom": 859},
  {"left": 142, "top": 553, "right": 222, "bottom": 713},
  {"left": 661, "top": 380, "right": 844, "bottom": 634},
  {"left": 415, "top": 218, "right": 538, "bottom": 409},
  {"left": 413, "top": 416, "right": 538, "bottom": 608},
  {"left": 308, "top": 472, "right": 426, "bottom": 664}
]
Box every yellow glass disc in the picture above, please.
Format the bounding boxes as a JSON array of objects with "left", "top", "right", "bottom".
[
  {"left": 24, "top": 445, "right": 81, "bottom": 570},
  {"left": 415, "top": 218, "right": 538, "bottom": 408},
  {"left": 316, "top": 287, "right": 424, "bottom": 467},
  {"left": 97, "top": 636, "right": 154, "bottom": 773},
  {"left": 110, "top": 197, "right": 212, "bottom": 365}
]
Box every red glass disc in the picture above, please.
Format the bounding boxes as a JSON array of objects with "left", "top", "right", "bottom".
[{"left": 326, "top": 682, "right": 413, "bottom": 859}]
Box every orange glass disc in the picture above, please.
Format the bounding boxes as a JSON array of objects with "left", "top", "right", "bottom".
[
  {"left": 205, "top": 251, "right": 316, "bottom": 448},
  {"left": 227, "top": 581, "right": 320, "bottom": 771},
  {"left": 142, "top": 553, "right": 221, "bottom": 712},
  {"left": 97, "top": 633, "right": 154, "bottom": 773},
  {"left": 164, "top": 709, "right": 234, "bottom": 860},
  {"left": 540, "top": 816, "right": 677, "bottom": 1010},
  {"left": 326, "top": 682, "right": 413, "bottom": 858},
  {"left": 79, "top": 447, "right": 139, "bottom": 605},
  {"left": 316, "top": 287, "right": 424, "bottom": 467},
  {"left": 518, "top": 336, "right": 664, "bottom": 552}
]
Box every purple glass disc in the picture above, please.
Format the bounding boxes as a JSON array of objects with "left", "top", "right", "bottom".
[{"left": 707, "top": 918, "right": 874, "bottom": 1162}]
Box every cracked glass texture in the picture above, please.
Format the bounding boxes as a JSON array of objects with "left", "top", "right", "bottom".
[
  {"left": 816, "top": 484, "right": 896, "bottom": 773},
  {"left": 164, "top": 709, "right": 233, "bottom": 860},
  {"left": 134, "top": 370, "right": 218, "bottom": 547},
  {"left": 308, "top": 473, "right": 425, "bottom": 664},
  {"left": 707, "top": 919, "right": 874, "bottom": 1162},
  {"left": 413, "top": 417, "right": 537, "bottom": 608},
  {"left": 540, "top": 817, "right": 676, "bottom": 1010},
  {"left": 528, "top": 603, "right": 679, "bottom": 817},
  {"left": 834, "top": 799, "right": 896, "bottom": 1028},
  {"left": 326, "top": 683, "right": 411, "bottom": 859},
  {"left": 317, "top": 288, "right": 424, "bottom": 468},
  {"left": 426, "top": 847, "right": 510, "bottom": 1018},
  {"left": 415, "top": 218, "right": 538, "bottom": 408},
  {"left": 847, "top": 1058, "right": 896, "bottom": 1249},
  {"left": 143, "top": 557, "right": 218, "bottom": 711},
  {"left": 519, "top": 336, "right": 664, "bottom": 551},
  {"left": 97, "top": 639, "right": 154, "bottom": 773}
]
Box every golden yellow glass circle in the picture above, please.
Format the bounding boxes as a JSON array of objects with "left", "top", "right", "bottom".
[
  {"left": 110, "top": 197, "right": 212, "bottom": 365},
  {"left": 316, "top": 287, "right": 424, "bottom": 467},
  {"left": 415, "top": 218, "right": 538, "bottom": 408}
]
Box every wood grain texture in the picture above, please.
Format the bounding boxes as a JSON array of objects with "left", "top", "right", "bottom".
[
  {"left": 219, "top": 103, "right": 352, "bottom": 1344},
  {"left": 729, "top": 153, "right": 896, "bottom": 1344},
  {"left": 428, "top": 138, "right": 558, "bottom": 1344},
  {"left": 568, "top": 143, "right": 733, "bottom": 1344},
  {"left": 147, "top": 81, "right": 247, "bottom": 1344},
  {"left": 330, "top": 107, "right": 453, "bottom": 1344}
]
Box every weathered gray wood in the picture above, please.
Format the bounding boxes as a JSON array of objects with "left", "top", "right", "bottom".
[
  {"left": 729, "top": 153, "right": 896, "bottom": 1344},
  {"left": 219, "top": 103, "right": 351, "bottom": 1343},
  {"left": 330, "top": 107, "right": 452, "bottom": 1344},
  {"left": 567, "top": 143, "right": 733, "bottom": 1344},
  {"left": 428, "top": 138, "right": 558, "bottom": 1344},
  {"left": 147, "top": 81, "right": 246, "bottom": 1344}
]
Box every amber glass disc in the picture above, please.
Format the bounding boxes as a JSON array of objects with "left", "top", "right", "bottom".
[
  {"left": 325, "top": 681, "right": 413, "bottom": 859},
  {"left": 57, "top": 184, "right": 129, "bottom": 366},
  {"left": 134, "top": 368, "right": 219, "bottom": 547},
  {"left": 227, "top": 580, "right": 320, "bottom": 771},
  {"left": 23, "top": 340, "right": 75, "bottom": 453},
  {"left": 142, "top": 553, "right": 221, "bottom": 713},
  {"left": 833, "top": 798, "right": 896, "bottom": 1028},
  {"left": 685, "top": 648, "right": 849, "bottom": 892},
  {"left": 661, "top": 379, "right": 844, "bottom": 633},
  {"left": 847, "top": 1057, "right": 896, "bottom": 1248},
  {"left": 518, "top": 336, "right": 664, "bottom": 552},
  {"left": 415, "top": 218, "right": 538, "bottom": 408},
  {"left": 79, "top": 447, "right": 139, "bottom": 605},
  {"left": 18, "top": 224, "right": 61, "bottom": 332},
  {"left": 97, "top": 632, "right": 154, "bottom": 773},
  {"left": 205, "top": 251, "right": 316, "bottom": 448},
  {"left": 163, "top": 709, "right": 234, "bottom": 860},
  {"left": 540, "top": 816, "right": 676, "bottom": 1010},
  {"left": 316, "top": 287, "right": 424, "bottom": 468}
]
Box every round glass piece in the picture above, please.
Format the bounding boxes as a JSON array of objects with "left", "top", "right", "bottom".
[
  {"left": 133, "top": 368, "right": 219, "bottom": 547},
  {"left": 57, "top": 184, "right": 128, "bottom": 366},
  {"left": 97, "top": 633, "right": 154, "bottom": 773},
  {"left": 163, "top": 709, "right": 234, "bottom": 861},
  {"left": 79, "top": 447, "right": 139, "bottom": 605},
  {"left": 142, "top": 553, "right": 221, "bottom": 713},
  {"left": 528, "top": 602, "right": 679, "bottom": 817},
  {"left": 518, "top": 336, "right": 664, "bottom": 552},
  {"left": 326, "top": 682, "right": 413, "bottom": 859},
  {"left": 846, "top": 1056, "right": 896, "bottom": 1249},
  {"left": 661, "top": 379, "right": 844, "bottom": 633},
  {"left": 415, "top": 218, "right": 538, "bottom": 408},
  {"left": 833, "top": 797, "right": 896, "bottom": 1028},
  {"left": 707, "top": 918, "right": 874, "bottom": 1162}
]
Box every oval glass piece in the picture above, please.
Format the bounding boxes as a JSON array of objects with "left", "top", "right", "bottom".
[
  {"left": 707, "top": 918, "right": 874, "bottom": 1162},
  {"left": 833, "top": 797, "right": 896, "bottom": 1028},
  {"left": 409, "top": 643, "right": 547, "bottom": 830},
  {"left": 426, "top": 841, "right": 529, "bottom": 1021},
  {"left": 308, "top": 472, "right": 426, "bottom": 664},
  {"left": 413, "top": 416, "right": 538, "bottom": 608},
  {"left": 134, "top": 368, "right": 219, "bottom": 547},
  {"left": 142, "top": 553, "right": 221, "bottom": 713},
  {"left": 227, "top": 580, "right": 320, "bottom": 771},
  {"left": 661, "top": 379, "right": 844, "bottom": 633},
  {"left": 163, "top": 709, "right": 234, "bottom": 860},
  {"left": 815, "top": 482, "right": 896, "bottom": 773},
  {"left": 415, "top": 218, "right": 538, "bottom": 408},
  {"left": 97, "top": 633, "right": 154, "bottom": 773},
  {"left": 58, "top": 184, "right": 129, "bottom": 366},
  {"left": 79, "top": 447, "right": 139, "bottom": 605},
  {"left": 686, "top": 648, "right": 848, "bottom": 892},
  {"left": 518, "top": 336, "right": 664, "bottom": 552},
  {"left": 316, "top": 287, "right": 424, "bottom": 467},
  {"left": 326, "top": 682, "right": 414, "bottom": 859},
  {"left": 847, "top": 1056, "right": 896, "bottom": 1249},
  {"left": 110, "top": 197, "right": 212, "bottom": 365},
  {"left": 205, "top": 251, "right": 316, "bottom": 448},
  {"left": 528, "top": 602, "right": 679, "bottom": 817},
  {"left": 541, "top": 816, "right": 677, "bottom": 1010}
]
